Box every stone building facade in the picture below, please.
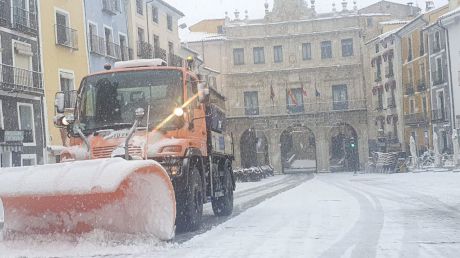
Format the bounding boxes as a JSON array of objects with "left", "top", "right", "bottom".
[{"left": 186, "top": 0, "right": 402, "bottom": 172}]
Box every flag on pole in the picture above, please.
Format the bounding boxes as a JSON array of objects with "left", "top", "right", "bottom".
[
  {"left": 270, "top": 82, "right": 275, "bottom": 102},
  {"left": 287, "top": 88, "right": 298, "bottom": 106},
  {"left": 315, "top": 83, "right": 321, "bottom": 97}
]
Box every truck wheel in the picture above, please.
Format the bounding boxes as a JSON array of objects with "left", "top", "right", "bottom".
[
  {"left": 176, "top": 165, "right": 203, "bottom": 232},
  {"left": 212, "top": 166, "right": 234, "bottom": 216}
]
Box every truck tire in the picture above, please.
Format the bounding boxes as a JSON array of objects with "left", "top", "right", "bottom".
[
  {"left": 212, "top": 165, "right": 234, "bottom": 217},
  {"left": 176, "top": 165, "right": 203, "bottom": 232}
]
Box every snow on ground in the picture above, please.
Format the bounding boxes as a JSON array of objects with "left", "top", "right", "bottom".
[
  {"left": 2, "top": 171, "right": 460, "bottom": 257},
  {"left": 234, "top": 174, "right": 287, "bottom": 193},
  {"left": 291, "top": 159, "right": 316, "bottom": 168}
]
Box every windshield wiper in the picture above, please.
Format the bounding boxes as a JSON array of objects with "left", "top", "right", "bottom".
[{"left": 87, "top": 123, "right": 134, "bottom": 133}]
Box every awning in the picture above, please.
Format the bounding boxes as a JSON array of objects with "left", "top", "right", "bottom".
[{"left": 0, "top": 143, "right": 23, "bottom": 154}]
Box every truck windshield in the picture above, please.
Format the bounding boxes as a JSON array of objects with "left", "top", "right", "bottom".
[{"left": 79, "top": 69, "right": 183, "bottom": 133}]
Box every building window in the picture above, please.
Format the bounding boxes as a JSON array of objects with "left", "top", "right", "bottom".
[
  {"left": 302, "top": 43, "right": 311, "bottom": 60},
  {"left": 60, "top": 71, "right": 74, "bottom": 109},
  {"left": 419, "top": 31, "right": 425, "bottom": 55},
  {"left": 332, "top": 84, "right": 348, "bottom": 110},
  {"left": 137, "top": 27, "right": 145, "bottom": 42},
  {"left": 244, "top": 91, "right": 259, "bottom": 115},
  {"left": 233, "top": 48, "right": 244, "bottom": 65},
  {"left": 253, "top": 47, "right": 265, "bottom": 64},
  {"left": 422, "top": 96, "right": 428, "bottom": 114},
  {"left": 152, "top": 6, "right": 159, "bottom": 23},
  {"left": 321, "top": 41, "right": 332, "bottom": 59},
  {"left": 408, "top": 67, "right": 413, "bottom": 85},
  {"left": 217, "top": 25, "right": 224, "bottom": 34},
  {"left": 55, "top": 11, "right": 70, "bottom": 46},
  {"left": 0, "top": 99, "right": 3, "bottom": 130},
  {"left": 286, "top": 88, "right": 304, "bottom": 113},
  {"left": 12, "top": 41, "right": 33, "bottom": 87},
  {"left": 375, "top": 44, "right": 379, "bottom": 53},
  {"left": 434, "top": 31, "right": 441, "bottom": 52},
  {"left": 420, "top": 63, "right": 426, "bottom": 83},
  {"left": 104, "top": 26, "right": 114, "bottom": 57},
  {"left": 167, "top": 14, "right": 173, "bottom": 31},
  {"left": 21, "top": 154, "right": 36, "bottom": 167},
  {"left": 273, "top": 45, "right": 283, "bottom": 63},
  {"left": 119, "top": 34, "right": 129, "bottom": 61},
  {"left": 88, "top": 22, "right": 98, "bottom": 53},
  {"left": 407, "top": 37, "right": 413, "bottom": 61},
  {"left": 367, "top": 17, "right": 373, "bottom": 27},
  {"left": 410, "top": 99, "right": 415, "bottom": 113},
  {"left": 136, "top": 0, "right": 143, "bottom": 15},
  {"left": 17, "top": 103, "right": 35, "bottom": 146},
  {"left": 435, "top": 57, "right": 443, "bottom": 84},
  {"left": 153, "top": 34, "right": 160, "bottom": 48},
  {"left": 341, "top": 38, "right": 353, "bottom": 57}
]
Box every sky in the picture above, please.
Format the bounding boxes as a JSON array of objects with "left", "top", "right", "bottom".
[{"left": 165, "top": 0, "right": 449, "bottom": 27}]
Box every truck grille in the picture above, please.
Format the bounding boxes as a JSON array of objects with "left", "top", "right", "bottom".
[{"left": 92, "top": 145, "right": 143, "bottom": 159}]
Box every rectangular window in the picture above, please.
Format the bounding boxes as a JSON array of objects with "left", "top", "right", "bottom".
[
  {"left": 286, "top": 88, "right": 304, "bottom": 113},
  {"left": 233, "top": 48, "right": 244, "bottom": 65},
  {"left": 152, "top": 6, "right": 159, "bottom": 23},
  {"left": 104, "top": 27, "right": 114, "bottom": 56},
  {"left": 422, "top": 96, "right": 428, "bottom": 114},
  {"left": 21, "top": 154, "right": 36, "bottom": 167},
  {"left": 253, "top": 47, "right": 265, "bottom": 64},
  {"left": 244, "top": 91, "right": 259, "bottom": 115},
  {"left": 0, "top": 99, "right": 3, "bottom": 130},
  {"left": 88, "top": 22, "right": 98, "bottom": 52},
  {"left": 375, "top": 44, "right": 379, "bottom": 53},
  {"left": 17, "top": 103, "right": 35, "bottom": 146},
  {"left": 410, "top": 99, "right": 415, "bottom": 113},
  {"left": 408, "top": 68, "right": 413, "bottom": 85},
  {"left": 420, "top": 31, "right": 425, "bottom": 55},
  {"left": 168, "top": 41, "right": 174, "bottom": 54},
  {"left": 119, "top": 34, "right": 128, "bottom": 61},
  {"left": 167, "top": 14, "right": 173, "bottom": 31},
  {"left": 420, "top": 63, "right": 425, "bottom": 83},
  {"left": 407, "top": 37, "right": 413, "bottom": 61},
  {"left": 435, "top": 31, "right": 441, "bottom": 52},
  {"left": 13, "top": 41, "right": 33, "bottom": 87},
  {"left": 436, "top": 57, "right": 443, "bottom": 83},
  {"left": 136, "top": 0, "right": 143, "bottom": 15},
  {"left": 60, "top": 71, "right": 74, "bottom": 109},
  {"left": 302, "top": 43, "right": 311, "bottom": 60},
  {"left": 341, "top": 38, "right": 353, "bottom": 57},
  {"left": 55, "top": 11, "right": 69, "bottom": 46},
  {"left": 332, "top": 84, "right": 348, "bottom": 110},
  {"left": 367, "top": 17, "right": 373, "bottom": 27},
  {"left": 321, "top": 41, "right": 332, "bottom": 59},
  {"left": 137, "top": 27, "right": 145, "bottom": 42},
  {"left": 273, "top": 45, "right": 283, "bottom": 63},
  {"left": 153, "top": 34, "right": 160, "bottom": 48}
]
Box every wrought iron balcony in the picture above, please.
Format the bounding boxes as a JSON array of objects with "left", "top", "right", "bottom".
[
  {"left": 417, "top": 81, "right": 426, "bottom": 92},
  {"left": 432, "top": 109, "right": 448, "bottom": 122},
  {"left": 105, "top": 41, "right": 119, "bottom": 59},
  {"left": 387, "top": 97, "right": 396, "bottom": 109},
  {"left": 12, "top": 6, "right": 38, "bottom": 35},
  {"left": 154, "top": 47, "right": 167, "bottom": 61},
  {"left": 0, "top": 64, "right": 43, "bottom": 94},
  {"left": 102, "top": 0, "right": 121, "bottom": 15},
  {"left": 169, "top": 53, "right": 183, "bottom": 67},
  {"left": 137, "top": 41, "right": 153, "bottom": 59},
  {"left": 55, "top": 24, "right": 78, "bottom": 50},
  {"left": 404, "top": 113, "right": 428, "bottom": 125},
  {"left": 89, "top": 35, "right": 106, "bottom": 56}
]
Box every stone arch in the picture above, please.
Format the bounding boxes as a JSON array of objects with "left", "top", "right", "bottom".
[
  {"left": 279, "top": 125, "right": 317, "bottom": 173},
  {"left": 329, "top": 122, "right": 359, "bottom": 172}
]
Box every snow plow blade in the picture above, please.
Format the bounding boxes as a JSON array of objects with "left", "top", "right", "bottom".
[{"left": 0, "top": 158, "right": 176, "bottom": 240}]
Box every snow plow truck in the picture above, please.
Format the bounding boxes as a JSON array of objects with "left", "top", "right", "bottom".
[{"left": 0, "top": 58, "right": 235, "bottom": 240}]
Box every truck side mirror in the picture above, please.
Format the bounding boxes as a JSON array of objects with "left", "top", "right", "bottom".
[
  {"left": 55, "top": 92, "right": 65, "bottom": 114},
  {"left": 198, "top": 83, "right": 210, "bottom": 103}
]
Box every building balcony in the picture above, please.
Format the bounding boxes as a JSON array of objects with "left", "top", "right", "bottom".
[
  {"left": 433, "top": 77, "right": 445, "bottom": 86},
  {"left": 89, "top": 35, "right": 106, "bottom": 56},
  {"left": 0, "top": 64, "right": 43, "bottom": 94},
  {"left": 228, "top": 100, "right": 367, "bottom": 118},
  {"left": 376, "top": 102, "right": 384, "bottom": 111},
  {"left": 387, "top": 97, "right": 396, "bottom": 109},
  {"left": 169, "top": 53, "right": 183, "bottom": 67},
  {"left": 102, "top": 0, "right": 121, "bottom": 15},
  {"left": 432, "top": 109, "right": 448, "bottom": 122},
  {"left": 405, "top": 85, "right": 415, "bottom": 95},
  {"left": 404, "top": 113, "right": 429, "bottom": 125},
  {"left": 55, "top": 24, "right": 78, "bottom": 50},
  {"left": 154, "top": 47, "right": 167, "bottom": 61},
  {"left": 137, "top": 41, "right": 152, "bottom": 59},
  {"left": 417, "top": 81, "right": 427, "bottom": 92},
  {"left": 12, "top": 6, "right": 38, "bottom": 35},
  {"left": 0, "top": 0, "right": 9, "bottom": 26}
]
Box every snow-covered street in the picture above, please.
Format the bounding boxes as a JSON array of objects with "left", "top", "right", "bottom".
[{"left": 2, "top": 172, "right": 460, "bottom": 257}]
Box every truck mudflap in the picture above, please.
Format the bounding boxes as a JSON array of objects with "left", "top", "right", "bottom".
[{"left": 0, "top": 158, "right": 176, "bottom": 240}]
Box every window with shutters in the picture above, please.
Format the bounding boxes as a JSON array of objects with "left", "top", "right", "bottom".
[
  {"left": 17, "top": 103, "right": 35, "bottom": 146},
  {"left": 88, "top": 22, "right": 98, "bottom": 53},
  {"left": 253, "top": 47, "right": 265, "bottom": 64},
  {"left": 273, "top": 45, "right": 283, "bottom": 63},
  {"left": 55, "top": 12, "right": 69, "bottom": 46},
  {"left": 332, "top": 84, "right": 348, "bottom": 110},
  {"left": 341, "top": 38, "right": 353, "bottom": 57},
  {"left": 233, "top": 48, "right": 244, "bottom": 65},
  {"left": 244, "top": 91, "right": 259, "bottom": 115},
  {"left": 60, "top": 71, "right": 74, "bottom": 109},
  {"left": 302, "top": 43, "right": 311, "bottom": 60},
  {"left": 321, "top": 41, "right": 332, "bottom": 59}
]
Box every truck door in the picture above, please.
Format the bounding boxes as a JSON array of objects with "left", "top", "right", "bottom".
[{"left": 186, "top": 74, "right": 207, "bottom": 155}]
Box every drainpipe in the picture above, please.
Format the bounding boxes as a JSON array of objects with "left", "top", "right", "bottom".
[{"left": 438, "top": 20, "right": 456, "bottom": 130}]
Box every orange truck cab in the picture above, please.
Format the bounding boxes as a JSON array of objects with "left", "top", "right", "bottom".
[{"left": 54, "top": 59, "right": 235, "bottom": 231}]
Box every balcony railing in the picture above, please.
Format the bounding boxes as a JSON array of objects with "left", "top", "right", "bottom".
[
  {"left": 387, "top": 97, "right": 396, "bottom": 108},
  {"left": 137, "top": 41, "right": 153, "bottom": 59},
  {"left": 0, "top": 64, "right": 43, "bottom": 94},
  {"left": 406, "top": 85, "right": 415, "bottom": 95},
  {"left": 12, "top": 6, "right": 38, "bottom": 35},
  {"left": 89, "top": 35, "right": 106, "bottom": 56},
  {"left": 404, "top": 113, "right": 429, "bottom": 125},
  {"left": 432, "top": 109, "right": 448, "bottom": 122},
  {"left": 154, "top": 47, "right": 167, "bottom": 60},
  {"left": 228, "top": 100, "right": 367, "bottom": 117},
  {"left": 105, "top": 41, "right": 118, "bottom": 59},
  {"left": 169, "top": 53, "right": 183, "bottom": 67},
  {"left": 102, "top": 0, "right": 121, "bottom": 15},
  {"left": 55, "top": 24, "right": 78, "bottom": 50},
  {"left": 417, "top": 81, "right": 426, "bottom": 92}
]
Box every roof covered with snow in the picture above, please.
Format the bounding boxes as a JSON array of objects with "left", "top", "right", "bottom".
[
  {"left": 440, "top": 6, "right": 460, "bottom": 20},
  {"left": 180, "top": 31, "right": 226, "bottom": 43}
]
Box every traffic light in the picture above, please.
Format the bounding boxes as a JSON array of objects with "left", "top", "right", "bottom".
[{"left": 350, "top": 137, "right": 356, "bottom": 149}]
